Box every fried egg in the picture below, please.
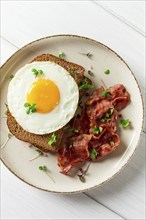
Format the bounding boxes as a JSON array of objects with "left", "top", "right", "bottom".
[{"left": 7, "top": 61, "right": 79, "bottom": 134}]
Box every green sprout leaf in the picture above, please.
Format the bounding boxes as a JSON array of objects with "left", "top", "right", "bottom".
[
  {"left": 99, "top": 126, "right": 103, "bottom": 132},
  {"left": 77, "top": 163, "right": 91, "bottom": 183},
  {"left": 78, "top": 175, "right": 85, "bottom": 183},
  {"left": 24, "top": 103, "right": 36, "bottom": 114},
  {"left": 39, "top": 165, "right": 47, "bottom": 171},
  {"left": 59, "top": 52, "right": 65, "bottom": 59},
  {"left": 110, "top": 141, "right": 115, "bottom": 147},
  {"left": 119, "top": 119, "right": 131, "bottom": 128},
  {"left": 7, "top": 74, "right": 14, "bottom": 80},
  {"left": 38, "top": 165, "right": 55, "bottom": 183},
  {"left": 29, "top": 150, "right": 43, "bottom": 162},
  {"left": 70, "top": 127, "right": 79, "bottom": 133},
  {"left": 104, "top": 69, "right": 110, "bottom": 75},
  {"left": 4, "top": 103, "right": 8, "bottom": 115},
  {"left": 87, "top": 70, "right": 94, "bottom": 76},
  {"left": 100, "top": 89, "right": 110, "bottom": 98},
  {"left": 32, "top": 68, "right": 44, "bottom": 77},
  {"left": 100, "top": 118, "right": 106, "bottom": 123},
  {"left": 1, "top": 133, "right": 13, "bottom": 149},
  {"left": 48, "top": 133, "right": 56, "bottom": 145},
  {"left": 79, "top": 78, "right": 94, "bottom": 90},
  {"left": 80, "top": 52, "right": 93, "bottom": 59},
  {"left": 93, "top": 125, "right": 99, "bottom": 134},
  {"left": 89, "top": 149, "right": 99, "bottom": 159},
  {"left": 93, "top": 125, "right": 103, "bottom": 135}
]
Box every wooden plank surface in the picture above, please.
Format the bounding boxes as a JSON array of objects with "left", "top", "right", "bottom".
[
  {"left": 95, "top": 0, "right": 145, "bottom": 36},
  {"left": 1, "top": 1, "right": 145, "bottom": 219}
]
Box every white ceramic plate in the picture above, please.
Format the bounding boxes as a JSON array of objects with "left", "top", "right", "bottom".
[{"left": 0, "top": 35, "right": 144, "bottom": 194}]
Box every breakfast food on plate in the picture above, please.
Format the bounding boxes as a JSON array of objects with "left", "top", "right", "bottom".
[
  {"left": 7, "top": 54, "right": 91, "bottom": 152},
  {"left": 57, "top": 84, "right": 130, "bottom": 174},
  {"left": 6, "top": 53, "right": 130, "bottom": 176},
  {"left": 7, "top": 61, "right": 79, "bottom": 134}
]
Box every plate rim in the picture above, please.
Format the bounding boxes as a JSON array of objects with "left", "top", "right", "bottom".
[{"left": 0, "top": 34, "right": 144, "bottom": 194}]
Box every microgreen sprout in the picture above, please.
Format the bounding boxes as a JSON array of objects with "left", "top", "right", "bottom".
[
  {"left": 93, "top": 125, "right": 103, "bottom": 135},
  {"left": 7, "top": 74, "right": 14, "bottom": 80},
  {"left": 48, "top": 133, "right": 56, "bottom": 145},
  {"left": 87, "top": 70, "right": 94, "bottom": 76},
  {"left": 5, "top": 103, "right": 8, "bottom": 115},
  {"left": 119, "top": 119, "right": 131, "bottom": 128},
  {"left": 38, "top": 165, "right": 55, "bottom": 183},
  {"left": 29, "top": 150, "right": 43, "bottom": 162},
  {"left": 79, "top": 78, "right": 94, "bottom": 90},
  {"left": 32, "top": 68, "right": 44, "bottom": 77},
  {"left": 104, "top": 69, "right": 110, "bottom": 75},
  {"left": 100, "top": 89, "right": 110, "bottom": 98},
  {"left": 110, "top": 141, "right": 115, "bottom": 147},
  {"left": 80, "top": 52, "right": 93, "bottom": 59},
  {"left": 24, "top": 103, "right": 36, "bottom": 114},
  {"left": 1, "top": 133, "right": 13, "bottom": 149},
  {"left": 59, "top": 52, "right": 65, "bottom": 59},
  {"left": 89, "top": 149, "right": 99, "bottom": 159},
  {"left": 77, "top": 163, "right": 91, "bottom": 183}
]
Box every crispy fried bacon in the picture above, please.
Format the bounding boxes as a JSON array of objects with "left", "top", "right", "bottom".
[
  {"left": 57, "top": 84, "right": 130, "bottom": 174},
  {"left": 57, "top": 134, "right": 92, "bottom": 174}
]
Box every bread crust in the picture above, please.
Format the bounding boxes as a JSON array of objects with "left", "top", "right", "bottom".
[{"left": 7, "top": 54, "right": 91, "bottom": 152}]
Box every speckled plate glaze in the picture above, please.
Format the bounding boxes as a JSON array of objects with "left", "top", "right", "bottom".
[{"left": 0, "top": 35, "right": 144, "bottom": 194}]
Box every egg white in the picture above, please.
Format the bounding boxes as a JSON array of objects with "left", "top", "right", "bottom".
[{"left": 7, "top": 61, "right": 79, "bottom": 134}]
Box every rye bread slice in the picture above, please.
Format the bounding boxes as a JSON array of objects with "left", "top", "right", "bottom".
[{"left": 7, "top": 54, "right": 91, "bottom": 153}]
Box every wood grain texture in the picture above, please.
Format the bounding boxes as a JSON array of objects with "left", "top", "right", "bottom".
[
  {"left": 1, "top": 1, "right": 145, "bottom": 219},
  {"left": 95, "top": 0, "right": 145, "bottom": 36},
  {"left": 1, "top": 0, "right": 145, "bottom": 95},
  {"left": 85, "top": 132, "right": 145, "bottom": 220}
]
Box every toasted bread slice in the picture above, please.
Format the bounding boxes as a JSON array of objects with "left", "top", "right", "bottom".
[
  {"left": 7, "top": 54, "right": 91, "bottom": 153},
  {"left": 7, "top": 110, "right": 63, "bottom": 152}
]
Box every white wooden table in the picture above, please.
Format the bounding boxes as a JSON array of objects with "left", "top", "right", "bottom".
[{"left": 1, "top": 1, "right": 145, "bottom": 219}]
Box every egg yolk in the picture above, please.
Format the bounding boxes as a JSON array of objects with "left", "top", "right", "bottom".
[{"left": 27, "top": 79, "right": 60, "bottom": 113}]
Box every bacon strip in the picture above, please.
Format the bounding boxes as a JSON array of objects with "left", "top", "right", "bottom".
[
  {"left": 57, "top": 134, "right": 92, "bottom": 174},
  {"left": 57, "top": 84, "right": 130, "bottom": 174}
]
